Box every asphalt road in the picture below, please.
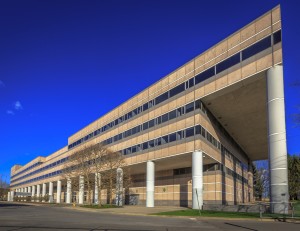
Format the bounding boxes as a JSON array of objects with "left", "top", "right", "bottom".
[{"left": 0, "top": 202, "right": 299, "bottom": 231}]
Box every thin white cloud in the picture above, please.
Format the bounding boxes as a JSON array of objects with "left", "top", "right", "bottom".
[
  {"left": 6, "top": 110, "right": 15, "bottom": 115},
  {"left": 14, "top": 101, "right": 23, "bottom": 110},
  {"left": 0, "top": 80, "right": 5, "bottom": 88}
]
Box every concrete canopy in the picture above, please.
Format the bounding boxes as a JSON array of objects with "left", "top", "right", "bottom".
[{"left": 202, "top": 71, "right": 268, "bottom": 161}]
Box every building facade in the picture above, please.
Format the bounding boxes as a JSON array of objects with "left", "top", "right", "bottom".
[{"left": 9, "top": 6, "right": 288, "bottom": 213}]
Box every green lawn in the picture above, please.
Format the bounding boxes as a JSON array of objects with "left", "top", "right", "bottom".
[{"left": 153, "top": 209, "right": 261, "bottom": 218}]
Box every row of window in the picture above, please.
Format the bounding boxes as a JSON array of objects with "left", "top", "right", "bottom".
[
  {"left": 11, "top": 157, "right": 68, "bottom": 184},
  {"left": 120, "top": 124, "right": 220, "bottom": 156},
  {"left": 173, "top": 164, "right": 248, "bottom": 184},
  {"left": 103, "top": 100, "right": 204, "bottom": 146},
  {"left": 11, "top": 162, "right": 43, "bottom": 179},
  {"left": 12, "top": 100, "right": 205, "bottom": 184},
  {"left": 68, "top": 30, "right": 281, "bottom": 150}
]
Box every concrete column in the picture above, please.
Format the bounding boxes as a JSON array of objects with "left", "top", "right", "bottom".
[
  {"left": 146, "top": 161, "right": 155, "bottom": 207},
  {"left": 78, "top": 176, "right": 84, "bottom": 204},
  {"left": 28, "top": 186, "right": 31, "bottom": 193},
  {"left": 66, "top": 179, "right": 72, "bottom": 204},
  {"left": 24, "top": 187, "right": 27, "bottom": 193},
  {"left": 31, "top": 185, "right": 36, "bottom": 201},
  {"left": 11, "top": 191, "right": 15, "bottom": 201},
  {"left": 192, "top": 151, "right": 203, "bottom": 209},
  {"left": 267, "top": 65, "right": 289, "bottom": 214},
  {"left": 49, "top": 182, "right": 53, "bottom": 203},
  {"left": 116, "top": 168, "right": 123, "bottom": 206},
  {"left": 94, "top": 173, "right": 101, "bottom": 204},
  {"left": 36, "top": 185, "right": 41, "bottom": 201},
  {"left": 42, "top": 183, "right": 46, "bottom": 202},
  {"left": 7, "top": 192, "right": 11, "bottom": 202},
  {"left": 56, "top": 180, "right": 61, "bottom": 203}
]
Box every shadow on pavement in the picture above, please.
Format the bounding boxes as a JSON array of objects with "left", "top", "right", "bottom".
[
  {"left": 0, "top": 202, "right": 30, "bottom": 208},
  {"left": 0, "top": 226, "right": 162, "bottom": 231}
]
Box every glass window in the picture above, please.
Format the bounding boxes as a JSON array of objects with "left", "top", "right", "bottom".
[
  {"left": 195, "top": 125, "right": 201, "bottom": 135},
  {"left": 148, "top": 100, "right": 154, "bottom": 108},
  {"left": 143, "top": 122, "right": 149, "bottom": 130},
  {"left": 156, "top": 137, "right": 162, "bottom": 146},
  {"left": 185, "top": 127, "right": 194, "bottom": 138},
  {"left": 176, "top": 107, "right": 182, "bottom": 117},
  {"left": 131, "top": 146, "right": 137, "bottom": 153},
  {"left": 242, "top": 36, "right": 271, "bottom": 61},
  {"left": 195, "top": 100, "right": 201, "bottom": 110},
  {"left": 142, "top": 142, "right": 148, "bottom": 150},
  {"left": 169, "top": 133, "right": 176, "bottom": 142},
  {"left": 216, "top": 53, "right": 240, "bottom": 74},
  {"left": 148, "top": 140, "right": 155, "bottom": 148},
  {"left": 169, "top": 110, "right": 177, "bottom": 120},
  {"left": 161, "top": 135, "right": 168, "bottom": 144},
  {"left": 155, "top": 92, "right": 169, "bottom": 105},
  {"left": 177, "top": 131, "right": 184, "bottom": 140},
  {"left": 195, "top": 67, "right": 215, "bottom": 85},
  {"left": 156, "top": 116, "right": 162, "bottom": 125},
  {"left": 185, "top": 102, "right": 194, "bottom": 113},
  {"left": 162, "top": 113, "right": 168, "bottom": 123},
  {"left": 143, "top": 102, "right": 148, "bottom": 111},
  {"left": 148, "top": 119, "right": 155, "bottom": 128},
  {"left": 273, "top": 30, "right": 281, "bottom": 44},
  {"left": 169, "top": 83, "right": 185, "bottom": 98},
  {"left": 189, "top": 78, "right": 194, "bottom": 88}
]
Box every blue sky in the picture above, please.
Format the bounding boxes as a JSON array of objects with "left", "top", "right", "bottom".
[{"left": 1, "top": 0, "right": 299, "bottom": 183}]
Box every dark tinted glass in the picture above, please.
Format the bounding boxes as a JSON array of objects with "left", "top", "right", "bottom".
[
  {"left": 155, "top": 91, "right": 169, "bottom": 105},
  {"left": 189, "top": 78, "right": 194, "bottom": 88},
  {"left": 142, "top": 142, "right": 148, "bottom": 150},
  {"left": 273, "top": 30, "right": 281, "bottom": 44},
  {"left": 169, "top": 83, "right": 185, "bottom": 98},
  {"left": 162, "top": 113, "right": 168, "bottom": 123},
  {"left": 216, "top": 53, "right": 240, "bottom": 74},
  {"left": 169, "top": 110, "right": 177, "bottom": 120},
  {"left": 185, "top": 102, "right": 194, "bottom": 113},
  {"left": 161, "top": 135, "right": 168, "bottom": 144},
  {"left": 195, "top": 67, "right": 215, "bottom": 84},
  {"left": 242, "top": 36, "right": 271, "bottom": 61},
  {"left": 169, "top": 133, "right": 176, "bottom": 142},
  {"left": 148, "top": 119, "right": 155, "bottom": 128},
  {"left": 143, "top": 103, "right": 148, "bottom": 111},
  {"left": 185, "top": 127, "right": 194, "bottom": 138},
  {"left": 143, "top": 122, "right": 148, "bottom": 130}
]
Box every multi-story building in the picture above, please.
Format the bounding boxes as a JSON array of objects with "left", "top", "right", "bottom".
[{"left": 8, "top": 5, "right": 288, "bottom": 213}]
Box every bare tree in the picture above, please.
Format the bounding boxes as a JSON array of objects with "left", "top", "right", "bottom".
[
  {"left": 0, "top": 174, "right": 9, "bottom": 201},
  {"left": 63, "top": 143, "right": 131, "bottom": 206}
]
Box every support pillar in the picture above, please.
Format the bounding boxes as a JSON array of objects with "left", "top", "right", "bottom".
[
  {"left": 116, "top": 168, "right": 123, "bottom": 206},
  {"left": 94, "top": 173, "right": 101, "bottom": 204},
  {"left": 49, "top": 182, "right": 53, "bottom": 203},
  {"left": 28, "top": 186, "right": 31, "bottom": 194},
  {"left": 267, "top": 65, "right": 289, "bottom": 214},
  {"left": 146, "top": 161, "right": 155, "bottom": 207},
  {"left": 56, "top": 180, "right": 61, "bottom": 203},
  {"left": 42, "top": 183, "right": 46, "bottom": 202},
  {"left": 7, "top": 191, "right": 11, "bottom": 201},
  {"left": 192, "top": 151, "right": 203, "bottom": 209},
  {"left": 11, "top": 191, "right": 15, "bottom": 201},
  {"left": 79, "top": 176, "right": 84, "bottom": 204},
  {"left": 66, "top": 179, "right": 72, "bottom": 204},
  {"left": 36, "top": 185, "right": 41, "bottom": 201},
  {"left": 31, "top": 185, "right": 36, "bottom": 201}
]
